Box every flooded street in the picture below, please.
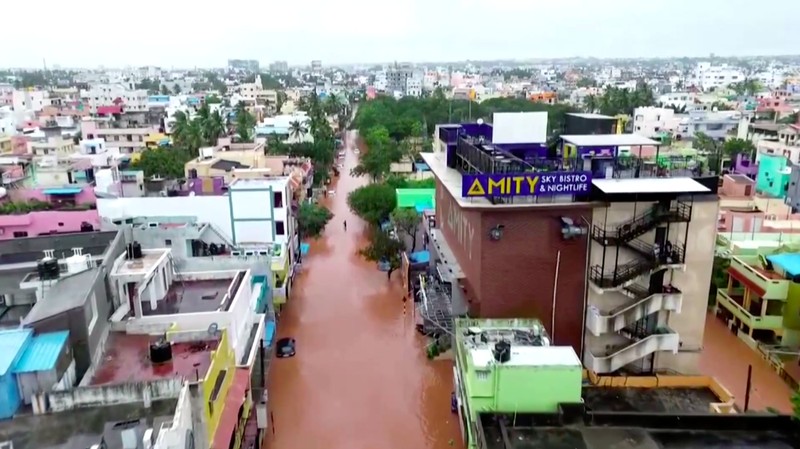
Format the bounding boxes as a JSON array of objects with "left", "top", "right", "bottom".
[
  {"left": 267, "top": 131, "right": 463, "bottom": 449},
  {"left": 699, "top": 313, "right": 794, "bottom": 413}
]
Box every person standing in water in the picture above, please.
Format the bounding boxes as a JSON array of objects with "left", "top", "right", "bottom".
[{"left": 343, "top": 220, "right": 347, "bottom": 231}]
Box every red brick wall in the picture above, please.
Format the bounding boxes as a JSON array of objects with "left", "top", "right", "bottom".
[
  {"left": 479, "top": 207, "right": 592, "bottom": 351},
  {"left": 435, "top": 179, "right": 591, "bottom": 351}
]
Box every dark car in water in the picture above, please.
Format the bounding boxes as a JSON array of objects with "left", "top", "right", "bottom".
[{"left": 276, "top": 337, "right": 296, "bottom": 358}]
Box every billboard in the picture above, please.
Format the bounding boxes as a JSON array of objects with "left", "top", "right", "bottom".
[{"left": 461, "top": 172, "right": 592, "bottom": 197}]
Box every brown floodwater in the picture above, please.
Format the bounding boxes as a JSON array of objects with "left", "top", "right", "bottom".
[
  {"left": 699, "top": 313, "right": 794, "bottom": 412},
  {"left": 266, "top": 131, "right": 463, "bottom": 449}
]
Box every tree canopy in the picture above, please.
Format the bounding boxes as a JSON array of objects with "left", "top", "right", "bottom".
[
  {"left": 352, "top": 93, "right": 579, "bottom": 140},
  {"left": 347, "top": 183, "right": 397, "bottom": 224},
  {"left": 391, "top": 207, "right": 421, "bottom": 251},
  {"left": 131, "top": 147, "right": 192, "bottom": 179},
  {"left": 585, "top": 83, "right": 656, "bottom": 116},
  {"left": 297, "top": 203, "right": 333, "bottom": 238},
  {"left": 360, "top": 230, "right": 405, "bottom": 277}
]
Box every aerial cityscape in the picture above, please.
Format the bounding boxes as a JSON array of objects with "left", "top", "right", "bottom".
[{"left": 2, "top": 3, "right": 800, "bottom": 448}]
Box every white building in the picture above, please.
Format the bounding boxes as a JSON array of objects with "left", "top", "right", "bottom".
[
  {"left": 632, "top": 107, "right": 677, "bottom": 137},
  {"left": 81, "top": 83, "right": 149, "bottom": 113},
  {"left": 12, "top": 90, "right": 50, "bottom": 112},
  {"left": 406, "top": 77, "right": 422, "bottom": 98},
  {"left": 692, "top": 63, "right": 745, "bottom": 91}
]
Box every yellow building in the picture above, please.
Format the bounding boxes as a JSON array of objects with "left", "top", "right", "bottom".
[
  {"left": 0, "top": 135, "right": 12, "bottom": 154},
  {"left": 144, "top": 132, "right": 170, "bottom": 149}
]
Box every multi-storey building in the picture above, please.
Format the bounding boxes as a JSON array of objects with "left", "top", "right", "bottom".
[
  {"left": 228, "top": 59, "right": 260, "bottom": 72},
  {"left": 386, "top": 62, "right": 413, "bottom": 94},
  {"left": 12, "top": 89, "right": 50, "bottom": 112},
  {"left": 81, "top": 83, "right": 149, "bottom": 114},
  {"left": 420, "top": 112, "right": 719, "bottom": 375},
  {"left": 81, "top": 118, "right": 154, "bottom": 154}
]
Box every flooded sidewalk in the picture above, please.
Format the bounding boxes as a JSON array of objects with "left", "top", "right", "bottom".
[{"left": 266, "top": 131, "right": 462, "bottom": 449}]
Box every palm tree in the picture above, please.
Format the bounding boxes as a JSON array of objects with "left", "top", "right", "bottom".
[
  {"left": 203, "top": 111, "right": 226, "bottom": 145},
  {"left": 325, "top": 93, "right": 341, "bottom": 116},
  {"left": 289, "top": 120, "right": 307, "bottom": 140},
  {"left": 171, "top": 111, "right": 191, "bottom": 146},
  {"left": 585, "top": 95, "right": 597, "bottom": 113}
]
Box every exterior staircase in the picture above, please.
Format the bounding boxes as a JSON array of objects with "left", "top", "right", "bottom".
[
  {"left": 589, "top": 243, "right": 684, "bottom": 289},
  {"left": 591, "top": 202, "right": 692, "bottom": 246},
  {"left": 586, "top": 284, "right": 683, "bottom": 336},
  {"left": 585, "top": 326, "right": 680, "bottom": 373}
]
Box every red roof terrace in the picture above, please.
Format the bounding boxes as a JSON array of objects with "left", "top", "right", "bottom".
[{"left": 89, "top": 333, "right": 219, "bottom": 386}]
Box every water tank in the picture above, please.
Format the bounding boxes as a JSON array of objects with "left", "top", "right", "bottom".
[
  {"left": 80, "top": 221, "right": 94, "bottom": 232},
  {"left": 66, "top": 254, "right": 89, "bottom": 274},
  {"left": 37, "top": 257, "right": 60, "bottom": 280},
  {"left": 149, "top": 340, "right": 173, "bottom": 364},
  {"left": 131, "top": 241, "right": 143, "bottom": 259},
  {"left": 493, "top": 341, "right": 511, "bottom": 364}
]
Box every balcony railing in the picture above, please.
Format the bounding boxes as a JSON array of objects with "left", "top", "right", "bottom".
[
  {"left": 590, "top": 244, "right": 685, "bottom": 289},
  {"left": 715, "top": 290, "right": 784, "bottom": 330},
  {"left": 585, "top": 327, "right": 680, "bottom": 373},
  {"left": 729, "top": 256, "right": 789, "bottom": 300}
]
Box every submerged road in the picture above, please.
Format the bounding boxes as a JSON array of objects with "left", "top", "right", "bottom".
[
  {"left": 699, "top": 313, "right": 794, "bottom": 413},
  {"left": 267, "top": 130, "right": 463, "bottom": 449}
]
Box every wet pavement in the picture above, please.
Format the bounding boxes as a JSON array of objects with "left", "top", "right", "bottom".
[
  {"left": 699, "top": 313, "right": 794, "bottom": 413},
  {"left": 267, "top": 131, "right": 463, "bottom": 449}
]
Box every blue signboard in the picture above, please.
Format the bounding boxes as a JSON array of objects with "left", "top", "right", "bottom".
[{"left": 461, "top": 172, "right": 592, "bottom": 197}]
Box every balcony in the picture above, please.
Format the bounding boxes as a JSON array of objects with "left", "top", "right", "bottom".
[
  {"left": 729, "top": 256, "right": 789, "bottom": 300},
  {"left": 715, "top": 290, "right": 784, "bottom": 330},
  {"left": 585, "top": 327, "right": 680, "bottom": 373},
  {"left": 587, "top": 284, "right": 683, "bottom": 336},
  {"left": 590, "top": 244, "right": 685, "bottom": 289}
]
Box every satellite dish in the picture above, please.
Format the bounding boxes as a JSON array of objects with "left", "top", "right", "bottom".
[
  {"left": 208, "top": 323, "right": 220, "bottom": 335},
  {"left": 476, "top": 118, "right": 484, "bottom": 125}
]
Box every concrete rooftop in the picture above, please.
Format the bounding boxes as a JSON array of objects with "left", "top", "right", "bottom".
[
  {"left": 141, "top": 278, "right": 235, "bottom": 316},
  {"left": 582, "top": 387, "right": 721, "bottom": 414},
  {"left": 0, "top": 400, "right": 178, "bottom": 449},
  {"left": 88, "top": 333, "right": 219, "bottom": 385},
  {"left": 483, "top": 426, "right": 797, "bottom": 449}
]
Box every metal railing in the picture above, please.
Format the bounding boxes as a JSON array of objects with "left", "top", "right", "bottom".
[
  {"left": 591, "top": 201, "right": 693, "bottom": 245},
  {"left": 589, "top": 244, "right": 685, "bottom": 288}
]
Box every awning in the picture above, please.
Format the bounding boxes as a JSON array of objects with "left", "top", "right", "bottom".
[
  {"left": 211, "top": 369, "right": 251, "bottom": 449},
  {"left": 592, "top": 178, "right": 710, "bottom": 195},
  {"left": 43, "top": 187, "right": 82, "bottom": 195}
]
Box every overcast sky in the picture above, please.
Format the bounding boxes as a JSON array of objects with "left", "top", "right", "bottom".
[{"left": 4, "top": 0, "right": 797, "bottom": 69}]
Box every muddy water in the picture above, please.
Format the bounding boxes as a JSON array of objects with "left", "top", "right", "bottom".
[
  {"left": 699, "top": 313, "right": 794, "bottom": 412},
  {"left": 267, "top": 131, "right": 463, "bottom": 449}
]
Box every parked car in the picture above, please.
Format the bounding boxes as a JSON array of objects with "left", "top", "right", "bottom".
[{"left": 276, "top": 337, "right": 296, "bottom": 358}]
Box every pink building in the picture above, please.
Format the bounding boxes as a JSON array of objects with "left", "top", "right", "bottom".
[
  {"left": 0, "top": 186, "right": 99, "bottom": 239},
  {"left": 718, "top": 174, "right": 800, "bottom": 233}
]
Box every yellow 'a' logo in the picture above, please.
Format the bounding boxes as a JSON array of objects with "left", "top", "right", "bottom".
[{"left": 467, "top": 179, "right": 486, "bottom": 196}]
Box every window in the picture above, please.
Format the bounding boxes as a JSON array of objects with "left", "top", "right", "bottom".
[
  {"left": 276, "top": 221, "right": 285, "bottom": 236},
  {"left": 273, "top": 191, "right": 283, "bottom": 208},
  {"left": 58, "top": 222, "right": 64, "bottom": 227},
  {"left": 165, "top": 239, "right": 172, "bottom": 246},
  {"left": 13, "top": 231, "right": 28, "bottom": 238},
  {"left": 86, "top": 293, "right": 98, "bottom": 334},
  {"left": 475, "top": 370, "right": 490, "bottom": 381}
]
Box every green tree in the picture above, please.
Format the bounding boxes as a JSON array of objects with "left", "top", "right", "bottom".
[
  {"left": 297, "top": 203, "right": 333, "bottom": 239},
  {"left": 391, "top": 208, "right": 421, "bottom": 251},
  {"left": 276, "top": 91, "right": 288, "bottom": 113},
  {"left": 172, "top": 84, "right": 182, "bottom": 95},
  {"left": 360, "top": 230, "right": 405, "bottom": 280},
  {"left": 289, "top": 120, "right": 307, "bottom": 140},
  {"left": 722, "top": 138, "right": 756, "bottom": 159},
  {"left": 205, "top": 94, "right": 223, "bottom": 104},
  {"left": 171, "top": 111, "right": 204, "bottom": 156},
  {"left": 576, "top": 77, "right": 596, "bottom": 88},
  {"left": 160, "top": 84, "right": 171, "bottom": 95},
  {"left": 132, "top": 147, "right": 192, "bottom": 179},
  {"left": 347, "top": 183, "right": 397, "bottom": 224},
  {"left": 234, "top": 102, "right": 256, "bottom": 142},
  {"left": 792, "top": 389, "right": 800, "bottom": 420},
  {"left": 351, "top": 126, "right": 402, "bottom": 181}
]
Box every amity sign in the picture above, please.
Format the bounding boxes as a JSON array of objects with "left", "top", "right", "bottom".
[{"left": 461, "top": 172, "right": 592, "bottom": 197}]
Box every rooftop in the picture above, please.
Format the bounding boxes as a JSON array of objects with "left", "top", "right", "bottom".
[
  {"left": 88, "top": 333, "right": 218, "bottom": 385},
  {"left": 766, "top": 253, "right": 800, "bottom": 277},
  {"left": 567, "top": 113, "right": 616, "bottom": 119},
  {"left": 229, "top": 177, "right": 289, "bottom": 190},
  {"left": 0, "top": 231, "right": 117, "bottom": 267},
  {"left": 12, "top": 330, "right": 70, "bottom": 373},
  {"left": 0, "top": 328, "right": 32, "bottom": 375},
  {"left": 481, "top": 421, "right": 797, "bottom": 449},
  {"left": 582, "top": 386, "right": 720, "bottom": 414},
  {"left": 112, "top": 249, "right": 169, "bottom": 276},
  {"left": 560, "top": 134, "right": 660, "bottom": 147},
  {"left": 141, "top": 277, "right": 238, "bottom": 316},
  {"left": 0, "top": 400, "right": 178, "bottom": 449},
  {"left": 471, "top": 346, "right": 581, "bottom": 368}
]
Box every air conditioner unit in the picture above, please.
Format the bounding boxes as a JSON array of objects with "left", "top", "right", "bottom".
[{"left": 231, "top": 251, "right": 242, "bottom": 256}]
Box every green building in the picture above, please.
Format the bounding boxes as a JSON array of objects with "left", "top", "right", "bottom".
[
  {"left": 454, "top": 318, "right": 583, "bottom": 449},
  {"left": 755, "top": 153, "right": 790, "bottom": 198},
  {"left": 395, "top": 188, "right": 435, "bottom": 211}
]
